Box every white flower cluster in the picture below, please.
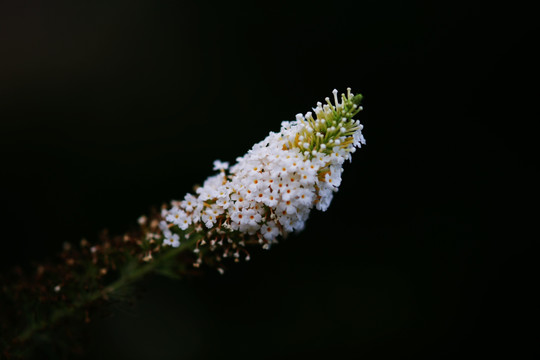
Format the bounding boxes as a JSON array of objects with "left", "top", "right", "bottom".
[{"left": 162, "top": 88, "right": 365, "bottom": 250}]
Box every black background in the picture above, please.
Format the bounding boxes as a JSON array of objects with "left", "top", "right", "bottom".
[{"left": 1, "top": 1, "right": 537, "bottom": 359}]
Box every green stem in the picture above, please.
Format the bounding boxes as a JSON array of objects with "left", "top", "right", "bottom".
[{"left": 15, "top": 236, "right": 198, "bottom": 343}]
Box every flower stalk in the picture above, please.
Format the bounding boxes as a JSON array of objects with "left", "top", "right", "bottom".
[{"left": 0, "top": 88, "right": 365, "bottom": 358}]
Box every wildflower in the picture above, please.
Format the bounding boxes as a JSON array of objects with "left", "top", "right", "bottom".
[
  {"left": 262, "top": 221, "right": 280, "bottom": 241},
  {"left": 213, "top": 160, "right": 229, "bottom": 171},
  {"left": 164, "top": 231, "right": 180, "bottom": 247}
]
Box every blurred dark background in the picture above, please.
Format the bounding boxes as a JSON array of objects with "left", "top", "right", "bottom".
[{"left": 0, "top": 1, "right": 537, "bottom": 359}]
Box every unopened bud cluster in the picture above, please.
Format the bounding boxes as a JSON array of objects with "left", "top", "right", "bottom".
[{"left": 161, "top": 88, "right": 365, "bottom": 261}]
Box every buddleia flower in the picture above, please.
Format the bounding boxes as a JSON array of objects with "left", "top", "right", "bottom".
[{"left": 161, "top": 88, "right": 365, "bottom": 264}]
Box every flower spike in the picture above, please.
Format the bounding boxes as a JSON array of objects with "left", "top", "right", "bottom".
[{"left": 162, "top": 88, "right": 365, "bottom": 262}]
